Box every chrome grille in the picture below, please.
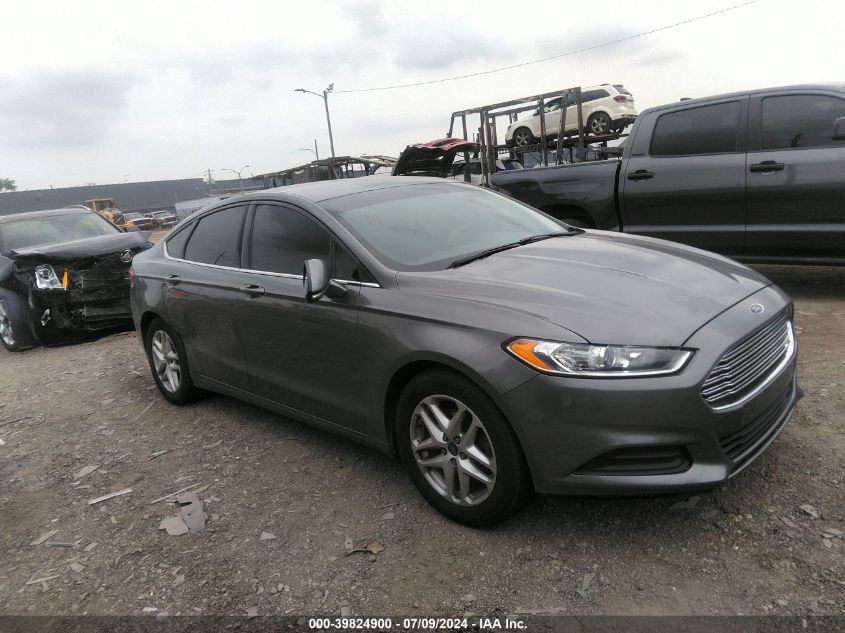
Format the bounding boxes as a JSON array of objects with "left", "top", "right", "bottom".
[{"left": 701, "top": 312, "right": 794, "bottom": 410}]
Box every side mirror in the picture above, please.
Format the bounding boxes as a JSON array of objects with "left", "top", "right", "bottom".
[
  {"left": 833, "top": 117, "right": 845, "bottom": 141},
  {"left": 303, "top": 259, "right": 347, "bottom": 302}
]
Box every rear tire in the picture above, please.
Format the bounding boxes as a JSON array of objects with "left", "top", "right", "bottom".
[
  {"left": 396, "top": 370, "right": 530, "bottom": 526},
  {"left": 587, "top": 112, "right": 612, "bottom": 135},
  {"left": 144, "top": 318, "right": 202, "bottom": 405}
]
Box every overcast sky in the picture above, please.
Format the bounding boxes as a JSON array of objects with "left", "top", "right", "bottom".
[{"left": 1, "top": 0, "right": 840, "bottom": 190}]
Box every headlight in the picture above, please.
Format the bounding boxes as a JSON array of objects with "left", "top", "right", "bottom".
[
  {"left": 505, "top": 338, "right": 693, "bottom": 377},
  {"left": 34, "top": 265, "right": 64, "bottom": 290}
]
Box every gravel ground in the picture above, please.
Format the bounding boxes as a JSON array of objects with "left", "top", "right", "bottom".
[{"left": 0, "top": 265, "right": 842, "bottom": 619}]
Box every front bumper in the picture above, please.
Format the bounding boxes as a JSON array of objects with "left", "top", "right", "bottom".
[{"left": 497, "top": 285, "right": 797, "bottom": 495}]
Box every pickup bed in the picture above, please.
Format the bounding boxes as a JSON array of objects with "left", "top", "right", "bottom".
[{"left": 491, "top": 83, "right": 845, "bottom": 264}]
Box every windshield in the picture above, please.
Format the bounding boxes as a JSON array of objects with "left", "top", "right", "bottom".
[
  {"left": 322, "top": 183, "right": 565, "bottom": 271},
  {"left": 0, "top": 213, "right": 121, "bottom": 253}
]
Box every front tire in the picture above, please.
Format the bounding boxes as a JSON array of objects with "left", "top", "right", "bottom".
[
  {"left": 144, "top": 318, "right": 202, "bottom": 405},
  {"left": 511, "top": 127, "right": 535, "bottom": 148},
  {"left": 396, "top": 370, "right": 530, "bottom": 526},
  {"left": 0, "top": 292, "right": 37, "bottom": 352}
]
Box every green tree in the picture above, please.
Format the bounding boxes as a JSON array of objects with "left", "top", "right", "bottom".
[{"left": 0, "top": 178, "right": 16, "bottom": 192}]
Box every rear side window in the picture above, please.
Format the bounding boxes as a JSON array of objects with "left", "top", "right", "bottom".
[
  {"left": 651, "top": 102, "right": 741, "bottom": 156},
  {"left": 761, "top": 94, "right": 845, "bottom": 150},
  {"left": 165, "top": 224, "right": 192, "bottom": 259},
  {"left": 249, "top": 205, "right": 330, "bottom": 275},
  {"left": 183, "top": 205, "right": 246, "bottom": 267},
  {"left": 582, "top": 89, "right": 610, "bottom": 103}
]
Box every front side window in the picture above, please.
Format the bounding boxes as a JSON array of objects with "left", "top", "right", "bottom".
[
  {"left": 183, "top": 205, "right": 246, "bottom": 267},
  {"left": 323, "top": 183, "right": 564, "bottom": 271},
  {"left": 761, "top": 94, "right": 845, "bottom": 150},
  {"left": 249, "top": 205, "right": 330, "bottom": 275},
  {"left": 651, "top": 101, "right": 741, "bottom": 156}
]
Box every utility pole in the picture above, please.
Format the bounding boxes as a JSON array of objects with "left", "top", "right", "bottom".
[{"left": 206, "top": 169, "right": 214, "bottom": 194}]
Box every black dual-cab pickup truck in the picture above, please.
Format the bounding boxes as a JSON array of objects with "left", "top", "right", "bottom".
[{"left": 491, "top": 83, "right": 845, "bottom": 264}]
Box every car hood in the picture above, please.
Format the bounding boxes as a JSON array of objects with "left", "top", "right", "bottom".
[
  {"left": 7, "top": 231, "right": 152, "bottom": 265},
  {"left": 397, "top": 231, "right": 771, "bottom": 347}
]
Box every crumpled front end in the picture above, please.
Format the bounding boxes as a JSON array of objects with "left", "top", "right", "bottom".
[
  {"left": 1, "top": 233, "right": 152, "bottom": 343},
  {"left": 29, "top": 251, "right": 136, "bottom": 333}
]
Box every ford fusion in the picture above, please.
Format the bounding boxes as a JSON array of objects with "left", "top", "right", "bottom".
[
  {"left": 0, "top": 207, "right": 151, "bottom": 351},
  {"left": 129, "top": 178, "right": 797, "bottom": 525}
]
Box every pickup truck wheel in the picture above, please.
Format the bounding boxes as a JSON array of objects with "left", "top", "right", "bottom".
[
  {"left": 512, "top": 127, "right": 535, "bottom": 147},
  {"left": 587, "top": 112, "right": 611, "bottom": 135}
]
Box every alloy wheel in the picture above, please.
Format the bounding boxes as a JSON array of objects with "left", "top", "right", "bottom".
[
  {"left": 0, "top": 301, "right": 14, "bottom": 347},
  {"left": 151, "top": 330, "right": 181, "bottom": 393},
  {"left": 410, "top": 394, "right": 497, "bottom": 506},
  {"left": 590, "top": 116, "right": 609, "bottom": 134}
]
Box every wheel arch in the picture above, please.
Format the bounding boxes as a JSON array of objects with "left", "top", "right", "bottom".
[
  {"left": 382, "top": 355, "right": 521, "bottom": 456},
  {"left": 139, "top": 310, "right": 164, "bottom": 342}
]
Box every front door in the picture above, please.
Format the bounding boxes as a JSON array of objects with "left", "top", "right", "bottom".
[
  {"left": 235, "top": 203, "right": 365, "bottom": 432},
  {"left": 620, "top": 98, "right": 748, "bottom": 255},
  {"left": 745, "top": 91, "right": 845, "bottom": 259}
]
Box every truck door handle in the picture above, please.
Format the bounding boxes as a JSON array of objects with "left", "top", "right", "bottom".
[
  {"left": 239, "top": 284, "right": 265, "bottom": 297},
  {"left": 627, "top": 169, "right": 654, "bottom": 181},
  {"left": 165, "top": 274, "right": 181, "bottom": 286},
  {"left": 749, "top": 161, "right": 785, "bottom": 173}
]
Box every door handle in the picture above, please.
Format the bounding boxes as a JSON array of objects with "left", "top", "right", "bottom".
[
  {"left": 165, "top": 274, "right": 181, "bottom": 286},
  {"left": 627, "top": 169, "right": 654, "bottom": 181},
  {"left": 749, "top": 161, "right": 785, "bottom": 173},
  {"left": 239, "top": 284, "right": 265, "bottom": 297}
]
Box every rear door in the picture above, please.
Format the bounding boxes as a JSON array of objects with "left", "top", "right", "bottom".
[
  {"left": 620, "top": 98, "right": 748, "bottom": 254},
  {"left": 235, "top": 202, "right": 367, "bottom": 432},
  {"left": 162, "top": 204, "right": 251, "bottom": 390},
  {"left": 745, "top": 90, "right": 845, "bottom": 259}
]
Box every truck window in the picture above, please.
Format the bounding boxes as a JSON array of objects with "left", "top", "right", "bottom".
[
  {"left": 650, "top": 102, "right": 741, "bottom": 156},
  {"left": 761, "top": 94, "right": 845, "bottom": 150}
]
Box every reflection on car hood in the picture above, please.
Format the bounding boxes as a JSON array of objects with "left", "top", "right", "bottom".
[
  {"left": 8, "top": 231, "right": 152, "bottom": 264},
  {"left": 398, "top": 231, "right": 771, "bottom": 347}
]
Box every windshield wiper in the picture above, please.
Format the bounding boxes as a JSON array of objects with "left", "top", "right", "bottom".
[{"left": 449, "top": 230, "right": 579, "bottom": 269}]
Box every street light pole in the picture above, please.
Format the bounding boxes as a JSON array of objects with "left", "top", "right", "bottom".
[
  {"left": 299, "top": 139, "right": 320, "bottom": 161},
  {"left": 295, "top": 84, "right": 335, "bottom": 158},
  {"left": 220, "top": 165, "right": 250, "bottom": 192}
]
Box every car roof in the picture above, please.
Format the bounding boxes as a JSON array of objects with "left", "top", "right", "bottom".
[
  {"left": 225, "top": 175, "right": 453, "bottom": 205},
  {"left": 0, "top": 207, "right": 91, "bottom": 224},
  {"left": 641, "top": 82, "right": 845, "bottom": 115}
]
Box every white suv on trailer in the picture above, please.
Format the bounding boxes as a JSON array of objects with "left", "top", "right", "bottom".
[{"left": 505, "top": 84, "right": 637, "bottom": 147}]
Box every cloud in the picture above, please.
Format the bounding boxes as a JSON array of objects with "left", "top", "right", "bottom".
[
  {"left": 392, "top": 20, "right": 512, "bottom": 72},
  {"left": 0, "top": 69, "right": 139, "bottom": 147}
]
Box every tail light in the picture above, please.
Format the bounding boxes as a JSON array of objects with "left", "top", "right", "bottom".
[
  {"left": 129, "top": 268, "right": 135, "bottom": 284},
  {"left": 613, "top": 95, "right": 628, "bottom": 102}
]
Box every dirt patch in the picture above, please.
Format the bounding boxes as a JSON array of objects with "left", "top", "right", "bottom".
[{"left": 0, "top": 266, "right": 842, "bottom": 617}]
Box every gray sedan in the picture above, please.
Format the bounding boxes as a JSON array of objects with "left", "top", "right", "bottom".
[{"left": 129, "top": 177, "right": 797, "bottom": 525}]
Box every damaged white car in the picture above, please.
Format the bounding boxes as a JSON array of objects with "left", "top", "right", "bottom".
[{"left": 0, "top": 207, "right": 152, "bottom": 351}]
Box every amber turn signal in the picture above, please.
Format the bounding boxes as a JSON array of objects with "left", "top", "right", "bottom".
[{"left": 506, "top": 339, "right": 555, "bottom": 371}]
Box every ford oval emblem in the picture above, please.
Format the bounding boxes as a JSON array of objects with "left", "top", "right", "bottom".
[
  {"left": 750, "top": 303, "right": 764, "bottom": 314},
  {"left": 120, "top": 249, "right": 134, "bottom": 263}
]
